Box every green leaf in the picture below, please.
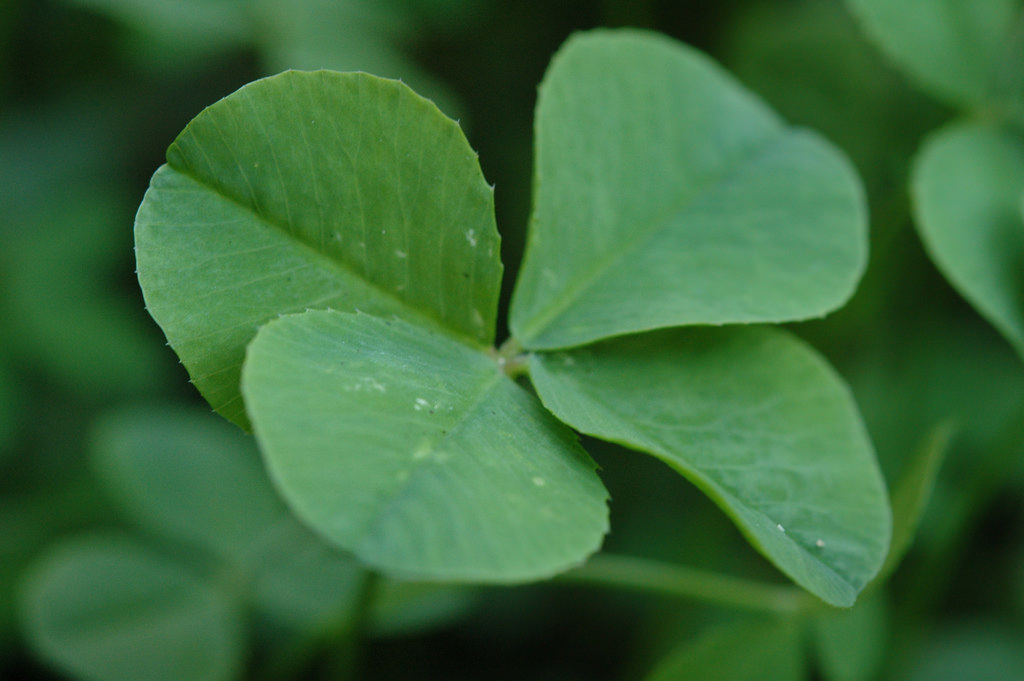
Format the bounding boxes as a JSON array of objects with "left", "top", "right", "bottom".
[
  {"left": 912, "top": 122, "right": 1024, "bottom": 361},
  {"left": 645, "top": 618, "right": 804, "bottom": 681},
  {"left": 249, "top": 520, "right": 477, "bottom": 637},
  {"left": 510, "top": 29, "right": 866, "bottom": 350},
  {"left": 135, "top": 70, "right": 501, "bottom": 426},
  {"left": 812, "top": 591, "right": 888, "bottom": 681},
  {"left": 368, "top": 580, "right": 478, "bottom": 637},
  {"left": 0, "top": 363, "right": 16, "bottom": 462},
  {"left": 0, "top": 481, "right": 118, "bottom": 651},
  {"left": 898, "top": 624, "right": 1024, "bottom": 681},
  {"left": 248, "top": 519, "right": 366, "bottom": 633},
  {"left": 529, "top": 327, "right": 890, "bottom": 607},
  {"left": 242, "top": 310, "right": 609, "bottom": 582},
  {"left": 256, "top": 0, "right": 461, "bottom": 115},
  {"left": 64, "top": 0, "right": 250, "bottom": 48},
  {"left": 93, "top": 407, "right": 370, "bottom": 635},
  {"left": 723, "top": 1, "right": 941, "bottom": 198},
  {"left": 876, "top": 425, "right": 950, "bottom": 583},
  {"left": 19, "top": 534, "right": 244, "bottom": 681},
  {"left": 844, "top": 0, "right": 1023, "bottom": 109},
  {"left": 2, "top": 190, "right": 169, "bottom": 396},
  {"left": 90, "top": 406, "right": 285, "bottom": 564}
]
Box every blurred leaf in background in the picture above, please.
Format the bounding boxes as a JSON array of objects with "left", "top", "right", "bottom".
[
  {"left": 0, "top": 478, "right": 114, "bottom": 663},
  {"left": 896, "top": 623, "right": 1024, "bottom": 681},
  {"left": 645, "top": 618, "right": 805, "bottom": 681},
  {"left": 811, "top": 591, "right": 889, "bottom": 681},
  {"left": 845, "top": 0, "right": 1024, "bottom": 114},
  {"left": 724, "top": 1, "right": 942, "bottom": 201},
  {"left": 21, "top": 533, "right": 247, "bottom": 681},
  {"left": 59, "top": 0, "right": 478, "bottom": 113},
  {"left": 19, "top": 405, "right": 478, "bottom": 680},
  {"left": 0, "top": 364, "right": 16, "bottom": 465},
  {"left": 0, "top": 88, "right": 172, "bottom": 397},
  {"left": 912, "top": 123, "right": 1024, "bottom": 362},
  {"left": 1, "top": 189, "right": 170, "bottom": 397}
]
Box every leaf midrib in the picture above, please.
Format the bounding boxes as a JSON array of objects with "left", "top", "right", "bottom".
[
  {"left": 352, "top": 364, "right": 505, "bottom": 559},
  {"left": 534, "top": 358, "right": 862, "bottom": 594},
  {"left": 516, "top": 129, "right": 787, "bottom": 347},
  {"left": 165, "top": 161, "right": 486, "bottom": 350}
]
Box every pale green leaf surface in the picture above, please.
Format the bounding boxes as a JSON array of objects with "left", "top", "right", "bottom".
[
  {"left": 845, "top": 0, "right": 1022, "bottom": 108},
  {"left": 912, "top": 122, "right": 1024, "bottom": 360},
  {"left": 136, "top": 70, "right": 500, "bottom": 426},
  {"left": 645, "top": 618, "right": 804, "bottom": 681},
  {"left": 510, "top": 30, "right": 866, "bottom": 350},
  {"left": 90, "top": 406, "right": 284, "bottom": 564},
  {"left": 812, "top": 591, "right": 888, "bottom": 681},
  {"left": 242, "top": 310, "right": 608, "bottom": 582},
  {"left": 529, "top": 327, "right": 890, "bottom": 606},
  {"left": 19, "top": 534, "right": 244, "bottom": 681}
]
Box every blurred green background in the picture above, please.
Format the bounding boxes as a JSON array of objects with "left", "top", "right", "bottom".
[{"left": 1, "top": 1, "right": 1023, "bottom": 679}]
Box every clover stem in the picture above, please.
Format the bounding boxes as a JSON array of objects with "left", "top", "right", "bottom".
[
  {"left": 557, "top": 553, "right": 815, "bottom": 616},
  {"left": 258, "top": 571, "right": 379, "bottom": 681},
  {"left": 493, "top": 337, "right": 530, "bottom": 379},
  {"left": 325, "top": 570, "right": 379, "bottom": 679}
]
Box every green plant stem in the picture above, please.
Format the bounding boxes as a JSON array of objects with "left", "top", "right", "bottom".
[
  {"left": 493, "top": 337, "right": 529, "bottom": 379},
  {"left": 258, "top": 571, "right": 379, "bottom": 681},
  {"left": 557, "top": 553, "right": 815, "bottom": 616},
  {"left": 322, "top": 570, "right": 379, "bottom": 680}
]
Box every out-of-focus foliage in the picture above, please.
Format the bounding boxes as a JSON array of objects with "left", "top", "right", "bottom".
[
  {"left": 61, "top": 0, "right": 471, "bottom": 113},
  {"left": 845, "top": 0, "right": 1024, "bottom": 113},
  {"left": 18, "top": 406, "right": 474, "bottom": 681},
  {"left": 0, "top": 365, "right": 16, "bottom": 463},
  {"left": 2, "top": 1, "right": 1023, "bottom": 680}
]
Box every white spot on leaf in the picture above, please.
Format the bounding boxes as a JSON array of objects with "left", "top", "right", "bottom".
[
  {"left": 347, "top": 376, "right": 386, "bottom": 393},
  {"left": 465, "top": 229, "right": 477, "bottom": 247},
  {"left": 532, "top": 477, "right": 546, "bottom": 487},
  {"left": 776, "top": 523, "right": 785, "bottom": 533}
]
